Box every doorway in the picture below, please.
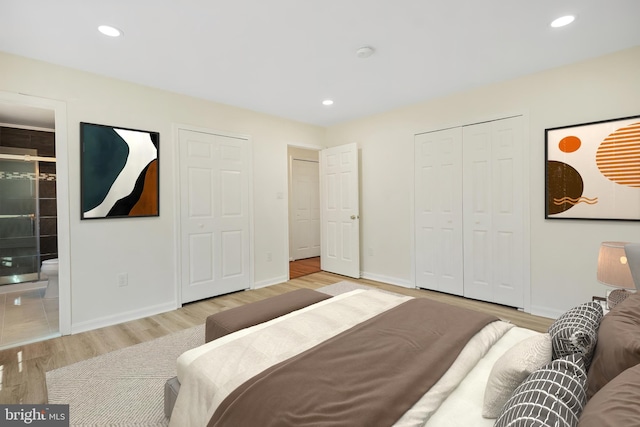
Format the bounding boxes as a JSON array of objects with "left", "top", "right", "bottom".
[
  {"left": 0, "top": 92, "right": 71, "bottom": 348},
  {"left": 288, "top": 146, "right": 321, "bottom": 279},
  {"left": 287, "top": 143, "right": 361, "bottom": 280}
]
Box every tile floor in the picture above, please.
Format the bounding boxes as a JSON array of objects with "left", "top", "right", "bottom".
[{"left": 0, "top": 286, "right": 59, "bottom": 349}]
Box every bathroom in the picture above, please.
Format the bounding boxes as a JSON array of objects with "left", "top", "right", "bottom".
[{"left": 0, "top": 108, "right": 60, "bottom": 349}]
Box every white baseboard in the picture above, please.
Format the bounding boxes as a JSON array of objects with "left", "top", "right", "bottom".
[
  {"left": 530, "top": 305, "right": 564, "bottom": 320},
  {"left": 360, "top": 271, "right": 414, "bottom": 288},
  {"left": 361, "top": 272, "right": 562, "bottom": 320},
  {"left": 71, "top": 301, "right": 178, "bottom": 334},
  {"left": 253, "top": 275, "right": 288, "bottom": 289}
]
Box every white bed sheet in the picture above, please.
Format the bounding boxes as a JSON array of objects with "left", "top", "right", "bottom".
[
  {"left": 425, "top": 326, "right": 542, "bottom": 426},
  {"left": 395, "top": 320, "right": 514, "bottom": 426}
]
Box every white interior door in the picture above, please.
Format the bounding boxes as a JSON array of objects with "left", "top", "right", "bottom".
[
  {"left": 463, "top": 116, "right": 524, "bottom": 308},
  {"left": 415, "top": 128, "right": 464, "bottom": 295},
  {"left": 291, "top": 159, "right": 320, "bottom": 260},
  {"left": 179, "top": 129, "right": 251, "bottom": 303},
  {"left": 320, "top": 143, "right": 360, "bottom": 278}
]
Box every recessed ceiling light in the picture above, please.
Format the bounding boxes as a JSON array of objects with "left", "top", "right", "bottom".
[
  {"left": 322, "top": 100, "right": 334, "bottom": 106},
  {"left": 551, "top": 15, "right": 575, "bottom": 28},
  {"left": 356, "top": 46, "right": 375, "bottom": 59},
  {"left": 98, "top": 25, "right": 122, "bottom": 37}
]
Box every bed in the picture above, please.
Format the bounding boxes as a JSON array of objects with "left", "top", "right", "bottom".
[{"left": 168, "top": 287, "right": 640, "bottom": 427}]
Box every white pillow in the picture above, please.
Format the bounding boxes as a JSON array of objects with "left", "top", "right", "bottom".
[{"left": 482, "top": 333, "right": 552, "bottom": 418}]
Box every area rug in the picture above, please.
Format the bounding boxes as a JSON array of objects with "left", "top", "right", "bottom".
[{"left": 46, "top": 280, "right": 365, "bottom": 426}]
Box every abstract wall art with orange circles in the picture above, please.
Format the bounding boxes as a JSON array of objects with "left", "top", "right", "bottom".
[{"left": 545, "top": 115, "right": 640, "bottom": 221}]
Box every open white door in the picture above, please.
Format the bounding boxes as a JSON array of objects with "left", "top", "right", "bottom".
[
  {"left": 320, "top": 143, "right": 360, "bottom": 278},
  {"left": 178, "top": 128, "right": 251, "bottom": 303}
]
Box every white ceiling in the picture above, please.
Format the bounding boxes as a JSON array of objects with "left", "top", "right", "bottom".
[
  {"left": 0, "top": 103, "right": 55, "bottom": 130},
  {"left": 1, "top": 0, "right": 639, "bottom": 128}
]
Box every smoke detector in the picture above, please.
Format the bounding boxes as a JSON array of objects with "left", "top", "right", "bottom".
[{"left": 355, "top": 46, "right": 375, "bottom": 59}]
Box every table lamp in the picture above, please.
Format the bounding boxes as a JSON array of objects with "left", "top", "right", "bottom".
[{"left": 597, "top": 241, "right": 636, "bottom": 309}]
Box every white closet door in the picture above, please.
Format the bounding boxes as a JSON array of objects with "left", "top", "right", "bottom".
[
  {"left": 415, "top": 128, "right": 464, "bottom": 295},
  {"left": 490, "top": 116, "right": 524, "bottom": 307},
  {"left": 462, "top": 123, "right": 493, "bottom": 301},
  {"left": 179, "top": 129, "right": 251, "bottom": 304},
  {"left": 463, "top": 117, "right": 523, "bottom": 308}
]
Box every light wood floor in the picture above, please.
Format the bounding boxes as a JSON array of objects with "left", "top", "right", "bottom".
[{"left": 0, "top": 272, "right": 554, "bottom": 405}]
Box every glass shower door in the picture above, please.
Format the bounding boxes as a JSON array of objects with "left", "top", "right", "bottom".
[{"left": 0, "top": 155, "right": 40, "bottom": 285}]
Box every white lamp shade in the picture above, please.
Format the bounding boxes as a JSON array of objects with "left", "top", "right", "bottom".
[{"left": 597, "top": 241, "right": 635, "bottom": 289}]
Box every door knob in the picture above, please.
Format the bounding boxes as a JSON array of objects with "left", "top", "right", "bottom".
[{"left": 350, "top": 215, "right": 359, "bottom": 220}]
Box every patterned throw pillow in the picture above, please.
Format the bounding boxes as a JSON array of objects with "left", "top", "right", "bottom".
[
  {"left": 547, "top": 301, "right": 603, "bottom": 366},
  {"left": 494, "top": 354, "right": 587, "bottom": 427},
  {"left": 482, "top": 333, "right": 553, "bottom": 418}
]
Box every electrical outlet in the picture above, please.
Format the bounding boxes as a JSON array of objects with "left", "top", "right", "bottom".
[
  {"left": 266, "top": 252, "right": 273, "bottom": 262},
  {"left": 117, "top": 273, "right": 128, "bottom": 287},
  {"left": 368, "top": 247, "right": 374, "bottom": 256}
]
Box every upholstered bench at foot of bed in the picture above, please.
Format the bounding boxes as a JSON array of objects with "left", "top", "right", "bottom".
[
  {"left": 205, "top": 288, "right": 332, "bottom": 342},
  {"left": 164, "top": 288, "right": 332, "bottom": 419}
]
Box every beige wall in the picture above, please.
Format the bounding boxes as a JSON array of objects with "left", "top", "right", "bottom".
[
  {"left": 1, "top": 45, "right": 638, "bottom": 331},
  {"left": 326, "top": 46, "right": 640, "bottom": 317},
  {"left": 0, "top": 51, "right": 325, "bottom": 331}
]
